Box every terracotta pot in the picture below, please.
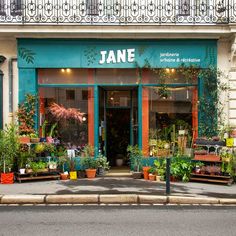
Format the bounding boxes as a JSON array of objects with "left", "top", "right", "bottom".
[
  {"left": 19, "top": 136, "right": 30, "bottom": 144},
  {"left": 149, "top": 174, "right": 156, "bottom": 181},
  {"left": 143, "top": 166, "right": 151, "bottom": 180},
  {"left": 85, "top": 169, "right": 97, "bottom": 178},
  {"left": 1, "top": 173, "right": 14, "bottom": 184},
  {"left": 60, "top": 173, "right": 69, "bottom": 180}
]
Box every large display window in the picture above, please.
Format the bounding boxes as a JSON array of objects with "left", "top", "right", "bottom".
[
  {"left": 39, "top": 87, "right": 94, "bottom": 149},
  {"left": 142, "top": 86, "right": 198, "bottom": 157}
]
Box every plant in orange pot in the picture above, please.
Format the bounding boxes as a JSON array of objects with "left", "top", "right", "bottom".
[
  {"left": 0, "top": 124, "right": 20, "bottom": 184},
  {"left": 81, "top": 157, "right": 98, "bottom": 179}
]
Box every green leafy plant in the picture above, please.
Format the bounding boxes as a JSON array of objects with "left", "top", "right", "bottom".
[
  {"left": 171, "top": 155, "right": 194, "bottom": 182},
  {"left": 30, "top": 161, "right": 47, "bottom": 173},
  {"left": 0, "top": 124, "right": 20, "bottom": 173},
  {"left": 48, "top": 123, "right": 57, "bottom": 137},
  {"left": 44, "top": 143, "right": 55, "bottom": 154},
  {"left": 153, "top": 158, "right": 166, "bottom": 180},
  {"left": 96, "top": 154, "right": 110, "bottom": 170},
  {"left": 127, "top": 145, "right": 143, "bottom": 172},
  {"left": 82, "top": 144, "right": 94, "bottom": 158},
  {"left": 80, "top": 157, "right": 98, "bottom": 169}
]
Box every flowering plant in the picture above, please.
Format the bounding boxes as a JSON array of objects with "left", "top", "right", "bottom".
[
  {"left": 17, "top": 94, "right": 37, "bottom": 135},
  {"left": 49, "top": 103, "right": 84, "bottom": 123}
]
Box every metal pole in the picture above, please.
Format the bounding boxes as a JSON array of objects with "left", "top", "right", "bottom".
[{"left": 166, "top": 157, "right": 171, "bottom": 195}]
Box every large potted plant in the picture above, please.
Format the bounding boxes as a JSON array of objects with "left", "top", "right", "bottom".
[
  {"left": 80, "top": 144, "right": 98, "bottom": 178},
  {"left": 0, "top": 124, "right": 20, "bottom": 184},
  {"left": 127, "top": 145, "right": 143, "bottom": 179},
  {"left": 81, "top": 157, "right": 98, "bottom": 178},
  {"left": 96, "top": 154, "right": 110, "bottom": 176}
]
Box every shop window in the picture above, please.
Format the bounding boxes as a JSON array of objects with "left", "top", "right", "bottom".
[
  {"left": 87, "top": 0, "right": 99, "bottom": 15},
  {"left": 38, "top": 69, "right": 91, "bottom": 84},
  {"left": 39, "top": 87, "right": 94, "bottom": 148},
  {"left": 95, "top": 68, "right": 139, "bottom": 84},
  {"left": 106, "top": 91, "right": 131, "bottom": 107},
  {"left": 142, "top": 86, "right": 198, "bottom": 157},
  {"left": 143, "top": 68, "right": 198, "bottom": 85}
]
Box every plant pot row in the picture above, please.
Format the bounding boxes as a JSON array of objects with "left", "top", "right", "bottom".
[{"left": 60, "top": 169, "right": 99, "bottom": 180}]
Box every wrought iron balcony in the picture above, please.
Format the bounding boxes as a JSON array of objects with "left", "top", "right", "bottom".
[{"left": 0, "top": 0, "right": 234, "bottom": 25}]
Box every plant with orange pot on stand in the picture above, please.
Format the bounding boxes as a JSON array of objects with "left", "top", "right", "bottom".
[{"left": 0, "top": 124, "right": 20, "bottom": 184}]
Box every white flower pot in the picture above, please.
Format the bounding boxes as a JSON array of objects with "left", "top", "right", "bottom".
[{"left": 19, "top": 168, "right": 26, "bottom": 174}]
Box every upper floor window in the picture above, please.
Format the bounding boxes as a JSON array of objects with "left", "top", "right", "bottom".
[
  {"left": 10, "top": 0, "right": 22, "bottom": 16},
  {"left": 0, "top": 0, "right": 5, "bottom": 15},
  {"left": 87, "top": 0, "right": 99, "bottom": 16},
  {"left": 0, "top": 0, "right": 22, "bottom": 16},
  {"left": 179, "top": 0, "right": 190, "bottom": 16}
]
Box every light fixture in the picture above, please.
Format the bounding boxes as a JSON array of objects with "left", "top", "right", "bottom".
[
  {"left": 171, "top": 68, "right": 175, "bottom": 73},
  {"left": 82, "top": 116, "right": 87, "bottom": 122},
  {"left": 66, "top": 68, "right": 71, "bottom": 73},
  {"left": 166, "top": 68, "right": 170, "bottom": 73},
  {"left": 61, "top": 69, "right": 65, "bottom": 73},
  {"left": 110, "top": 97, "right": 114, "bottom": 101}
]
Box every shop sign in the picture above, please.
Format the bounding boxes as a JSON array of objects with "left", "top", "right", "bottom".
[{"left": 99, "top": 49, "right": 135, "bottom": 64}]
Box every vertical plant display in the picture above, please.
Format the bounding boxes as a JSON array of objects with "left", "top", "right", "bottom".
[
  {"left": 198, "top": 67, "right": 229, "bottom": 138},
  {"left": 17, "top": 94, "right": 37, "bottom": 135}
]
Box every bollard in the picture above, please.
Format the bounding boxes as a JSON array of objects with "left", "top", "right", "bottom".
[{"left": 166, "top": 157, "right": 171, "bottom": 195}]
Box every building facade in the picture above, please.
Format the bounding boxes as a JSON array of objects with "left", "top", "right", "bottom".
[{"left": 0, "top": 0, "right": 235, "bottom": 165}]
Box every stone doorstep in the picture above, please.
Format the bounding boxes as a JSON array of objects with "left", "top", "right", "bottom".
[
  {"left": 99, "top": 194, "right": 138, "bottom": 204},
  {"left": 1, "top": 195, "right": 45, "bottom": 204},
  {"left": 45, "top": 194, "right": 99, "bottom": 204},
  {"left": 168, "top": 196, "right": 219, "bottom": 204}
]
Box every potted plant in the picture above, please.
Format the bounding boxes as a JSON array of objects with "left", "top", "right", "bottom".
[
  {"left": 30, "top": 161, "right": 48, "bottom": 174},
  {"left": 148, "top": 167, "right": 156, "bottom": 181},
  {"left": 18, "top": 150, "right": 34, "bottom": 174},
  {"left": 81, "top": 157, "right": 98, "bottom": 178},
  {"left": 30, "top": 132, "right": 40, "bottom": 143},
  {"left": 46, "top": 123, "right": 57, "bottom": 143},
  {"left": 127, "top": 145, "right": 143, "bottom": 179},
  {"left": 58, "top": 155, "right": 69, "bottom": 180},
  {"left": 43, "top": 143, "right": 55, "bottom": 157},
  {"left": 69, "top": 157, "right": 77, "bottom": 180},
  {"left": 0, "top": 124, "right": 20, "bottom": 184},
  {"left": 96, "top": 154, "right": 110, "bottom": 176}
]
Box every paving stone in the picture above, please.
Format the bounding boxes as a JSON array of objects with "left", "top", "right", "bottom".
[
  {"left": 1, "top": 195, "right": 45, "bottom": 204},
  {"left": 100, "top": 194, "right": 138, "bottom": 204},
  {"left": 139, "top": 195, "right": 167, "bottom": 204},
  {"left": 46, "top": 194, "right": 99, "bottom": 204}
]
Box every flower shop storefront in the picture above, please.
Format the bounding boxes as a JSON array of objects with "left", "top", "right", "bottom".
[{"left": 18, "top": 39, "right": 217, "bottom": 167}]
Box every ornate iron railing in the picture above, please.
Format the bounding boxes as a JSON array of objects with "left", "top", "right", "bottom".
[{"left": 0, "top": 0, "right": 234, "bottom": 25}]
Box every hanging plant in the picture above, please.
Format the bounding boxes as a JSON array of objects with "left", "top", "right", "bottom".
[
  {"left": 49, "top": 103, "right": 85, "bottom": 123},
  {"left": 156, "top": 86, "right": 171, "bottom": 99}
]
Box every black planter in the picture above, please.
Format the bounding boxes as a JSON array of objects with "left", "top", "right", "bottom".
[
  {"left": 77, "top": 170, "right": 86, "bottom": 178},
  {"left": 132, "top": 172, "right": 142, "bottom": 179},
  {"left": 97, "top": 167, "right": 105, "bottom": 176}
]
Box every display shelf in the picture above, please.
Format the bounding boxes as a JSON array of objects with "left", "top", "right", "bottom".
[
  {"left": 193, "top": 155, "right": 221, "bottom": 162},
  {"left": 16, "top": 171, "right": 60, "bottom": 183},
  {"left": 190, "top": 173, "right": 233, "bottom": 185}
]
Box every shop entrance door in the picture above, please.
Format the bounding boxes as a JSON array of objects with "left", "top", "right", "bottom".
[{"left": 99, "top": 87, "right": 138, "bottom": 167}]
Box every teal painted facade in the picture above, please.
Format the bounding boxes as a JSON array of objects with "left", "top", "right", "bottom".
[
  {"left": 17, "top": 39, "right": 217, "bottom": 155},
  {"left": 18, "top": 39, "right": 216, "bottom": 69}
]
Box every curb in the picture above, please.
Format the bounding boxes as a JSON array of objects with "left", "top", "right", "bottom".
[{"left": 0, "top": 194, "right": 236, "bottom": 205}]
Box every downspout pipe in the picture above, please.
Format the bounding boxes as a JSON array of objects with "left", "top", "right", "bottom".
[{"left": 9, "top": 57, "right": 17, "bottom": 116}]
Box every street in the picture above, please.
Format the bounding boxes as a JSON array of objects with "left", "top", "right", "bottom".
[{"left": 0, "top": 205, "right": 235, "bottom": 236}]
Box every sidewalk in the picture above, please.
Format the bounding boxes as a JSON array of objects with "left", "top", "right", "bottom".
[{"left": 1, "top": 177, "right": 236, "bottom": 198}]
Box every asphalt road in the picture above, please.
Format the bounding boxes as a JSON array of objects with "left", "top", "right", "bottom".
[{"left": 0, "top": 205, "right": 236, "bottom": 236}]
